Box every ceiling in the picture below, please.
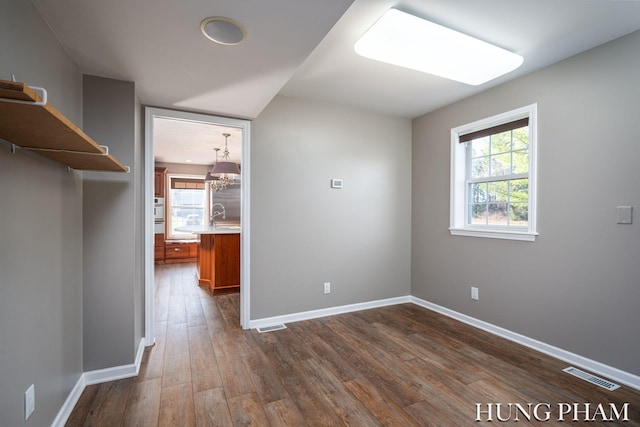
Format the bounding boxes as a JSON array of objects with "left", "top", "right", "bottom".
[
  {"left": 31, "top": 0, "right": 640, "bottom": 162},
  {"left": 153, "top": 118, "right": 241, "bottom": 166}
]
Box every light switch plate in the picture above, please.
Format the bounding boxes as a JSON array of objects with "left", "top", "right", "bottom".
[
  {"left": 331, "top": 179, "right": 343, "bottom": 189},
  {"left": 616, "top": 206, "right": 633, "bottom": 224},
  {"left": 25, "top": 384, "right": 34, "bottom": 420}
]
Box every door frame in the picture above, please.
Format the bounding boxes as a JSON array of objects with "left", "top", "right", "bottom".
[{"left": 144, "top": 107, "right": 251, "bottom": 346}]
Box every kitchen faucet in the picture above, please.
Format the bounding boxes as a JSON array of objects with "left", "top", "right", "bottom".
[{"left": 210, "top": 203, "right": 226, "bottom": 226}]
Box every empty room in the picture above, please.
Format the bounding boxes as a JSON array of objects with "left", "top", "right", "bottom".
[{"left": 1, "top": 0, "right": 639, "bottom": 425}]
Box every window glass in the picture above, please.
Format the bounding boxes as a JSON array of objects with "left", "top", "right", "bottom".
[
  {"left": 168, "top": 176, "right": 206, "bottom": 238},
  {"left": 451, "top": 104, "right": 537, "bottom": 241},
  {"left": 467, "top": 125, "right": 529, "bottom": 228}
]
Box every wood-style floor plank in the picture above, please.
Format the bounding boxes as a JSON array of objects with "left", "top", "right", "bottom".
[
  {"left": 235, "top": 332, "right": 290, "bottom": 404},
  {"left": 210, "top": 332, "right": 255, "bottom": 399},
  {"left": 270, "top": 357, "right": 346, "bottom": 426},
  {"left": 193, "top": 388, "right": 233, "bottom": 427},
  {"left": 343, "top": 376, "right": 423, "bottom": 427},
  {"left": 162, "top": 322, "right": 191, "bottom": 388},
  {"left": 227, "top": 392, "right": 271, "bottom": 426},
  {"left": 185, "top": 296, "right": 206, "bottom": 327},
  {"left": 298, "top": 358, "right": 382, "bottom": 426},
  {"left": 81, "top": 378, "right": 133, "bottom": 426},
  {"left": 188, "top": 325, "right": 223, "bottom": 393},
  {"left": 263, "top": 398, "right": 309, "bottom": 427},
  {"left": 167, "top": 295, "right": 187, "bottom": 325},
  {"left": 121, "top": 378, "right": 162, "bottom": 426},
  {"left": 285, "top": 322, "right": 360, "bottom": 383},
  {"left": 66, "top": 262, "right": 640, "bottom": 426},
  {"left": 158, "top": 382, "right": 195, "bottom": 427}
]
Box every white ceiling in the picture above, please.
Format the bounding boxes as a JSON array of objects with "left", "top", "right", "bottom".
[
  {"left": 31, "top": 0, "right": 640, "bottom": 163},
  {"left": 153, "top": 118, "right": 241, "bottom": 166},
  {"left": 281, "top": 0, "right": 640, "bottom": 118}
]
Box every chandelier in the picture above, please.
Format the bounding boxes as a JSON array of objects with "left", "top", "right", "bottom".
[{"left": 205, "top": 133, "right": 240, "bottom": 192}]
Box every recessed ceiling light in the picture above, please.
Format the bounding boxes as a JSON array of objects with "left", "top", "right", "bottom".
[
  {"left": 354, "top": 9, "right": 523, "bottom": 85},
  {"left": 201, "top": 17, "right": 247, "bottom": 46}
]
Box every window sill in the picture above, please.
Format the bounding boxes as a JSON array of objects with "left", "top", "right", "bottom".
[{"left": 449, "top": 228, "right": 537, "bottom": 242}]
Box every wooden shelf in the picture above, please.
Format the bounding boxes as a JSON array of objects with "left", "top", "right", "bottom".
[{"left": 0, "top": 80, "right": 128, "bottom": 172}]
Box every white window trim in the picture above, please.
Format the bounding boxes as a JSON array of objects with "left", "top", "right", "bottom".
[
  {"left": 450, "top": 103, "right": 538, "bottom": 241},
  {"left": 166, "top": 173, "right": 209, "bottom": 240}
]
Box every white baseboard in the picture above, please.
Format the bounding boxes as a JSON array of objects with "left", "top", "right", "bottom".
[
  {"left": 410, "top": 296, "right": 640, "bottom": 391},
  {"left": 50, "top": 374, "right": 86, "bottom": 427},
  {"left": 84, "top": 338, "right": 146, "bottom": 385},
  {"left": 248, "top": 295, "right": 412, "bottom": 330},
  {"left": 51, "top": 338, "right": 147, "bottom": 427}
]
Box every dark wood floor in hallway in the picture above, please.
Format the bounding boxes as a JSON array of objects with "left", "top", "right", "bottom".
[{"left": 66, "top": 262, "right": 640, "bottom": 426}]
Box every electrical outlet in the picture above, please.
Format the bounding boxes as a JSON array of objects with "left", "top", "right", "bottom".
[
  {"left": 471, "top": 287, "right": 479, "bottom": 301},
  {"left": 25, "top": 384, "right": 35, "bottom": 420},
  {"left": 324, "top": 282, "right": 331, "bottom": 294}
]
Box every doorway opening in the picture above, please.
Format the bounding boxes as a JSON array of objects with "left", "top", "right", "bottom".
[{"left": 144, "top": 107, "right": 250, "bottom": 346}]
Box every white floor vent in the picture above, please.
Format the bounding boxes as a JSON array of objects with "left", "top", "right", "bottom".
[
  {"left": 563, "top": 367, "right": 620, "bottom": 391},
  {"left": 257, "top": 324, "right": 287, "bottom": 333}
]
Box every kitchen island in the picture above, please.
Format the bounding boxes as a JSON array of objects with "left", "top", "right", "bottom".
[{"left": 178, "top": 225, "right": 240, "bottom": 293}]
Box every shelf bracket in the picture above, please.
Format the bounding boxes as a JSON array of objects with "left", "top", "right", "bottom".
[
  {"left": 6, "top": 144, "right": 130, "bottom": 173},
  {"left": 0, "top": 85, "right": 48, "bottom": 106}
]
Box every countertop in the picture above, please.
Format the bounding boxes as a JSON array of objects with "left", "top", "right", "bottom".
[{"left": 175, "top": 224, "right": 241, "bottom": 235}]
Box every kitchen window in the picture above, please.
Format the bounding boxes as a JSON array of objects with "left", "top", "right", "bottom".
[
  {"left": 167, "top": 175, "right": 207, "bottom": 239},
  {"left": 450, "top": 104, "right": 537, "bottom": 241}
]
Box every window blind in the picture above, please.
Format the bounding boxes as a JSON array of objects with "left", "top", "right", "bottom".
[
  {"left": 170, "top": 178, "right": 206, "bottom": 190},
  {"left": 459, "top": 117, "right": 529, "bottom": 143}
]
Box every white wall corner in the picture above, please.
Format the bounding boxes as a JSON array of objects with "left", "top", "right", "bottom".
[
  {"left": 84, "top": 338, "right": 146, "bottom": 385},
  {"left": 52, "top": 338, "right": 146, "bottom": 427}
]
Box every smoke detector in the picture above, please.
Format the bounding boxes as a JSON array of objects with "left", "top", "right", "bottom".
[{"left": 201, "top": 17, "right": 247, "bottom": 46}]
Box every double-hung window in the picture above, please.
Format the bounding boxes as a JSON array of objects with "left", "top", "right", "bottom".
[
  {"left": 450, "top": 104, "right": 537, "bottom": 241},
  {"left": 167, "top": 175, "right": 207, "bottom": 239}
]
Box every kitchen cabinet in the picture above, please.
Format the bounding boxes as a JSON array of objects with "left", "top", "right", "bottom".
[
  {"left": 0, "top": 79, "right": 128, "bottom": 172},
  {"left": 164, "top": 240, "right": 198, "bottom": 263},
  {"left": 154, "top": 233, "right": 165, "bottom": 262},
  {"left": 197, "top": 233, "right": 240, "bottom": 292},
  {"left": 154, "top": 167, "right": 167, "bottom": 197}
]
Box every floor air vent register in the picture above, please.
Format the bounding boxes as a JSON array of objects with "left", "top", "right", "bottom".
[
  {"left": 563, "top": 366, "right": 620, "bottom": 391},
  {"left": 256, "top": 324, "right": 287, "bottom": 333}
]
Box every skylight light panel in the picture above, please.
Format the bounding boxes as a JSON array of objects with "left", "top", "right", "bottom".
[{"left": 354, "top": 9, "right": 524, "bottom": 85}]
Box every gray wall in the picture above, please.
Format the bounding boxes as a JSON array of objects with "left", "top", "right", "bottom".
[
  {"left": 412, "top": 30, "right": 640, "bottom": 375},
  {"left": 251, "top": 96, "right": 412, "bottom": 319},
  {"left": 82, "top": 75, "right": 144, "bottom": 370},
  {"left": 0, "top": 1, "right": 84, "bottom": 425}
]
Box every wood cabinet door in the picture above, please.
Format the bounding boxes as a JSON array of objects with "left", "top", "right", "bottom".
[
  {"left": 213, "top": 234, "right": 240, "bottom": 289},
  {"left": 154, "top": 234, "right": 165, "bottom": 261},
  {"left": 188, "top": 242, "right": 198, "bottom": 257},
  {"left": 154, "top": 167, "right": 166, "bottom": 197}
]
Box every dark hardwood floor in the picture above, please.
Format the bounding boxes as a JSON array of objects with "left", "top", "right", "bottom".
[{"left": 66, "top": 262, "right": 640, "bottom": 426}]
